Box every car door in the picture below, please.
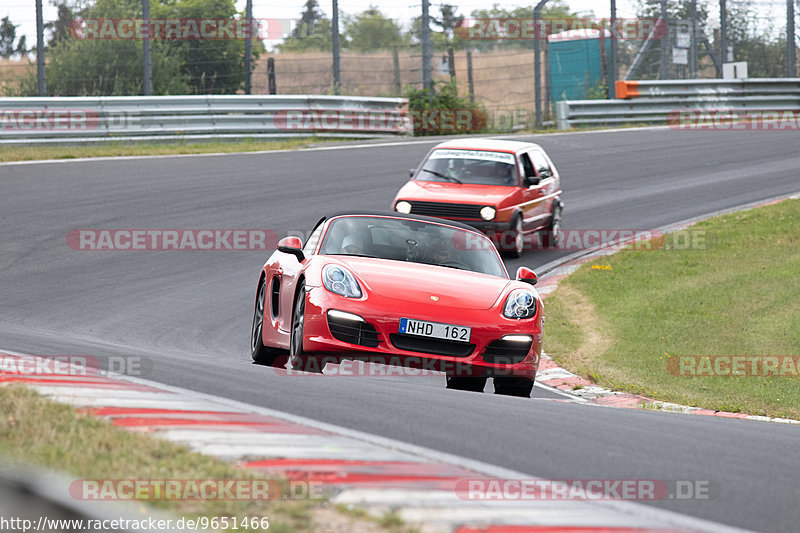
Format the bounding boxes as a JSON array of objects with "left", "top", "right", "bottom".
[
  {"left": 517, "top": 151, "right": 548, "bottom": 231},
  {"left": 516, "top": 152, "right": 537, "bottom": 230},
  {"left": 529, "top": 149, "right": 558, "bottom": 227},
  {"left": 526, "top": 149, "right": 557, "bottom": 229},
  {"left": 277, "top": 221, "right": 325, "bottom": 335}
]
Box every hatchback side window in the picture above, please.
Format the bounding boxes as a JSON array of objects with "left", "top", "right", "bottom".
[
  {"left": 530, "top": 151, "right": 553, "bottom": 179},
  {"left": 519, "top": 153, "right": 536, "bottom": 179}
]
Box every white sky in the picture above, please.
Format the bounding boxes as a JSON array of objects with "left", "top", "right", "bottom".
[{"left": 1, "top": 0, "right": 787, "bottom": 50}]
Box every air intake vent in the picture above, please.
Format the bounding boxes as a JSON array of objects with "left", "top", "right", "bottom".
[
  {"left": 389, "top": 334, "right": 475, "bottom": 357},
  {"left": 327, "top": 316, "right": 381, "bottom": 348}
]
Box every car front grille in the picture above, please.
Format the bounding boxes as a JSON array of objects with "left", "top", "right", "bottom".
[
  {"left": 407, "top": 201, "right": 483, "bottom": 220},
  {"left": 481, "top": 338, "right": 532, "bottom": 365},
  {"left": 389, "top": 333, "right": 476, "bottom": 357},
  {"left": 327, "top": 316, "right": 381, "bottom": 348}
]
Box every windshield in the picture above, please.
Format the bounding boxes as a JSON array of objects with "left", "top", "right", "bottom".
[
  {"left": 416, "top": 149, "right": 517, "bottom": 186},
  {"left": 320, "top": 216, "right": 507, "bottom": 278}
]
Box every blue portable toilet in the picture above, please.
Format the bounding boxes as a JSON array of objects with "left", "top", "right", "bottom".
[{"left": 548, "top": 29, "right": 611, "bottom": 105}]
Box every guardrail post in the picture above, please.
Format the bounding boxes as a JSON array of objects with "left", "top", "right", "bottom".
[
  {"left": 556, "top": 101, "right": 570, "bottom": 130},
  {"left": 467, "top": 50, "right": 475, "bottom": 104},
  {"left": 267, "top": 58, "right": 277, "bottom": 94}
]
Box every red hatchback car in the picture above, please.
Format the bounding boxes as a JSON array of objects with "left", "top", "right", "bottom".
[
  {"left": 251, "top": 212, "right": 543, "bottom": 397},
  {"left": 393, "top": 139, "right": 563, "bottom": 257}
]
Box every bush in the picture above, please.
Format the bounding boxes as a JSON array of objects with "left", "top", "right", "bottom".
[{"left": 405, "top": 81, "right": 487, "bottom": 136}]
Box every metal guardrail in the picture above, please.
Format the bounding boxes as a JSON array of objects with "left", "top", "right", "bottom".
[
  {"left": 0, "top": 95, "right": 410, "bottom": 144},
  {"left": 557, "top": 78, "right": 800, "bottom": 130}
]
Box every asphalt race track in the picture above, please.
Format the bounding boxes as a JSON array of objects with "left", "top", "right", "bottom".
[{"left": 2, "top": 128, "right": 799, "bottom": 533}]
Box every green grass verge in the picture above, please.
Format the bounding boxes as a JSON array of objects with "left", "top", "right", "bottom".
[
  {"left": 543, "top": 198, "right": 800, "bottom": 420},
  {"left": 0, "top": 385, "right": 407, "bottom": 532},
  {"left": 0, "top": 137, "right": 356, "bottom": 163}
]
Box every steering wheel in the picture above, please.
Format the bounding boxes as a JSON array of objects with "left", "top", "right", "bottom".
[
  {"left": 342, "top": 244, "right": 364, "bottom": 255},
  {"left": 438, "top": 259, "right": 471, "bottom": 270}
]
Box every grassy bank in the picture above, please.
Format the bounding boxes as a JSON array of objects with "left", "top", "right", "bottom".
[
  {"left": 0, "top": 385, "right": 410, "bottom": 532},
  {"left": 0, "top": 138, "right": 351, "bottom": 163},
  {"left": 543, "top": 198, "right": 800, "bottom": 419}
]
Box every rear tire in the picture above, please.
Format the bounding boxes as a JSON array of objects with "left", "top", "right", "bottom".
[
  {"left": 446, "top": 375, "right": 487, "bottom": 393},
  {"left": 541, "top": 202, "right": 563, "bottom": 249},
  {"left": 493, "top": 376, "right": 534, "bottom": 398},
  {"left": 251, "top": 279, "right": 283, "bottom": 365}
]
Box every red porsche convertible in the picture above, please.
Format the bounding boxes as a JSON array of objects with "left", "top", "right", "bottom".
[{"left": 251, "top": 212, "right": 543, "bottom": 397}]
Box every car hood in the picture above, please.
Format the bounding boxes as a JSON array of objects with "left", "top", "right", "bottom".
[
  {"left": 335, "top": 257, "right": 510, "bottom": 310},
  {"left": 396, "top": 180, "right": 515, "bottom": 206}
]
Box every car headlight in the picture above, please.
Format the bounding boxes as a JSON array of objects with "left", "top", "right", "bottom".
[
  {"left": 395, "top": 201, "right": 412, "bottom": 214},
  {"left": 503, "top": 289, "right": 537, "bottom": 319},
  {"left": 322, "top": 265, "right": 362, "bottom": 298},
  {"left": 480, "top": 206, "right": 496, "bottom": 221}
]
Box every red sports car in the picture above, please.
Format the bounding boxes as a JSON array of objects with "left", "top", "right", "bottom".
[
  {"left": 392, "top": 139, "right": 563, "bottom": 257},
  {"left": 251, "top": 212, "right": 543, "bottom": 397}
]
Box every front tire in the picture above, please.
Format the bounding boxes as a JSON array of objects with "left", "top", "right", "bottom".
[
  {"left": 446, "top": 375, "right": 487, "bottom": 393},
  {"left": 251, "top": 279, "right": 282, "bottom": 365},
  {"left": 288, "top": 282, "right": 324, "bottom": 373},
  {"left": 493, "top": 376, "right": 534, "bottom": 398},
  {"left": 502, "top": 215, "right": 524, "bottom": 258}
]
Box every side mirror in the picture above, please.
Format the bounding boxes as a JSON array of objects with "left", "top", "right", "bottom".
[
  {"left": 515, "top": 266, "right": 537, "bottom": 285},
  {"left": 409, "top": 169, "right": 415, "bottom": 178},
  {"left": 277, "top": 236, "right": 305, "bottom": 261},
  {"left": 525, "top": 175, "right": 541, "bottom": 187}
]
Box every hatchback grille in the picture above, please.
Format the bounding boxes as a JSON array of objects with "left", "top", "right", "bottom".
[
  {"left": 407, "top": 201, "right": 483, "bottom": 220},
  {"left": 389, "top": 334, "right": 475, "bottom": 357},
  {"left": 327, "top": 316, "right": 381, "bottom": 348},
  {"left": 481, "top": 338, "right": 532, "bottom": 365}
]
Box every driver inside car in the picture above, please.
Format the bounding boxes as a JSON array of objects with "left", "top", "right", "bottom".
[{"left": 340, "top": 234, "right": 367, "bottom": 255}]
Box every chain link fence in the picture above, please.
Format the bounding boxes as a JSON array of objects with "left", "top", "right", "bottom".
[{"left": 2, "top": 1, "right": 799, "bottom": 133}]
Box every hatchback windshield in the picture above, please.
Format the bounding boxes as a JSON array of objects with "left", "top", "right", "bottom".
[
  {"left": 320, "top": 216, "right": 507, "bottom": 278},
  {"left": 416, "top": 149, "right": 517, "bottom": 186}
]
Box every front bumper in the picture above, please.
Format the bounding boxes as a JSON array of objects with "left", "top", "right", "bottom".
[{"left": 301, "top": 286, "right": 541, "bottom": 379}]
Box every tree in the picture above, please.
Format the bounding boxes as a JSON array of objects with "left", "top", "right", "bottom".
[
  {"left": 0, "top": 16, "right": 28, "bottom": 58},
  {"left": 293, "top": 0, "right": 323, "bottom": 38},
  {"left": 462, "top": 1, "right": 582, "bottom": 51},
  {"left": 344, "top": 7, "right": 405, "bottom": 51},
  {"left": 12, "top": 0, "right": 189, "bottom": 95},
  {"left": 408, "top": 4, "right": 465, "bottom": 49},
  {"left": 152, "top": 0, "right": 251, "bottom": 94},
  {"left": 279, "top": 17, "right": 332, "bottom": 51},
  {"left": 45, "top": 2, "right": 76, "bottom": 48}
]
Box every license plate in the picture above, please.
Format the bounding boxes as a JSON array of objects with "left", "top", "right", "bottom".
[{"left": 399, "top": 318, "right": 471, "bottom": 343}]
